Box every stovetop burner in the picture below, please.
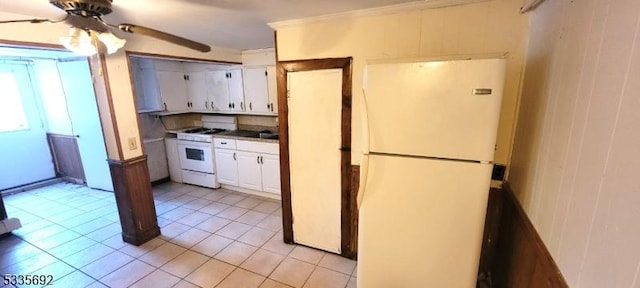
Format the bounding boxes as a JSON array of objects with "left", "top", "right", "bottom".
[{"left": 182, "top": 127, "right": 228, "bottom": 135}]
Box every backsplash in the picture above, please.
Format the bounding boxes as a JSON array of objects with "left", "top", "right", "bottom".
[
  {"left": 139, "top": 113, "right": 201, "bottom": 139},
  {"left": 237, "top": 115, "right": 278, "bottom": 132}
]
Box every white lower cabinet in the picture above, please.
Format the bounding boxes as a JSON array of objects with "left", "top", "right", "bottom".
[
  {"left": 237, "top": 151, "right": 262, "bottom": 191},
  {"left": 165, "top": 138, "right": 183, "bottom": 183},
  {"left": 260, "top": 153, "right": 281, "bottom": 194},
  {"left": 213, "top": 138, "right": 280, "bottom": 196},
  {"left": 214, "top": 148, "right": 239, "bottom": 186}
]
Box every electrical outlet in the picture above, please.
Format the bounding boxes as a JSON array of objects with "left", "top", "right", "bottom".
[{"left": 127, "top": 137, "right": 137, "bottom": 150}]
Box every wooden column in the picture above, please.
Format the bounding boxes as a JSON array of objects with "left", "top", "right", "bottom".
[
  {"left": 108, "top": 156, "right": 160, "bottom": 245},
  {"left": 0, "top": 193, "right": 7, "bottom": 221}
]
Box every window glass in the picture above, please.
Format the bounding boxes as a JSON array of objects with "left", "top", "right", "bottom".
[{"left": 0, "top": 72, "right": 29, "bottom": 132}]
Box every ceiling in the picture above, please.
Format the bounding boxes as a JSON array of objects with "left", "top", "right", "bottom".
[{"left": 0, "top": 0, "right": 428, "bottom": 50}]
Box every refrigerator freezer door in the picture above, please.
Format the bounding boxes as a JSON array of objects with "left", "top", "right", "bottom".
[
  {"left": 364, "top": 58, "right": 506, "bottom": 162},
  {"left": 357, "top": 154, "right": 492, "bottom": 288}
]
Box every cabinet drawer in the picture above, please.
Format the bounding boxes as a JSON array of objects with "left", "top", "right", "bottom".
[
  {"left": 236, "top": 140, "right": 279, "bottom": 155},
  {"left": 214, "top": 138, "right": 236, "bottom": 149}
]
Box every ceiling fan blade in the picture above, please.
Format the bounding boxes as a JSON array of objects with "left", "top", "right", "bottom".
[
  {"left": 0, "top": 19, "right": 53, "bottom": 24},
  {"left": 118, "top": 24, "right": 211, "bottom": 52}
]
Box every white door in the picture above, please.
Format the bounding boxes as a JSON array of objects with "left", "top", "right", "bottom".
[
  {"left": 187, "top": 71, "right": 209, "bottom": 110},
  {"left": 0, "top": 63, "right": 55, "bottom": 190},
  {"left": 364, "top": 59, "right": 506, "bottom": 161},
  {"left": 214, "top": 149, "right": 239, "bottom": 186},
  {"left": 266, "top": 66, "right": 278, "bottom": 114},
  {"left": 58, "top": 60, "right": 114, "bottom": 191},
  {"left": 288, "top": 69, "right": 342, "bottom": 253},
  {"left": 237, "top": 151, "right": 262, "bottom": 191},
  {"left": 357, "top": 154, "right": 492, "bottom": 288},
  {"left": 228, "top": 68, "right": 245, "bottom": 112},
  {"left": 157, "top": 71, "right": 188, "bottom": 111},
  {"left": 243, "top": 67, "right": 270, "bottom": 113},
  {"left": 261, "top": 153, "right": 280, "bottom": 195},
  {"left": 207, "top": 70, "right": 230, "bottom": 111}
]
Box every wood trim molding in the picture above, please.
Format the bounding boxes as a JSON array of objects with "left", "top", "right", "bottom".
[
  {"left": 0, "top": 39, "right": 65, "bottom": 51},
  {"left": 480, "top": 183, "right": 568, "bottom": 287},
  {"left": 125, "top": 51, "right": 242, "bottom": 65},
  {"left": 0, "top": 193, "right": 7, "bottom": 221},
  {"left": 277, "top": 57, "right": 356, "bottom": 258},
  {"left": 108, "top": 156, "right": 160, "bottom": 245}
]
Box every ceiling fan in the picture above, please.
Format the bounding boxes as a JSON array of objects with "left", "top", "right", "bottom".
[{"left": 0, "top": 0, "right": 211, "bottom": 55}]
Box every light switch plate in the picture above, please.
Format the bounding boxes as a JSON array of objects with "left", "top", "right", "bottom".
[{"left": 128, "top": 137, "right": 137, "bottom": 150}]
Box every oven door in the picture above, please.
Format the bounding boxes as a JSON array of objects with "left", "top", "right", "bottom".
[{"left": 178, "top": 140, "right": 214, "bottom": 174}]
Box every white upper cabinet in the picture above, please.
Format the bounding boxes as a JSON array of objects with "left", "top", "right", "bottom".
[
  {"left": 156, "top": 70, "right": 189, "bottom": 112},
  {"left": 186, "top": 71, "right": 208, "bottom": 110},
  {"left": 242, "top": 48, "right": 277, "bottom": 115},
  {"left": 130, "top": 56, "right": 253, "bottom": 114},
  {"left": 207, "top": 70, "right": 232, "bottom": 111},
  {"left": 228, "top": 68, "right": 245, "bottom": 112},
  {"left": 243, "top": 67, "right": 270, "bottom": 114},
  {"left": 185, "top": 62, "right": 213, "bottom": 111},
  {"left": 131, "top": 57, "right": 162, "bottom": 112},
  {"left": 267, "top": 66, "right": 278, "bottom": 114}
]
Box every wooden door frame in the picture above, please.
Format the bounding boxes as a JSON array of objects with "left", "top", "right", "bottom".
[{"left": 276, "top": 57, "right": 356, "bottom": 258}]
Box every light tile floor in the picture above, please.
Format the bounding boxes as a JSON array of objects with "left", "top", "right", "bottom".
[{"left": 0, "top": 182, "right": 357, "bottom": 288}]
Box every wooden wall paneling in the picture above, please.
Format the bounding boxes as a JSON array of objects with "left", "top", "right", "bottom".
[
  {"left": 483, "top": 184, "right": 568, "bottom": 288},
  {"left": 108, "top": 156, "right": 160, "bottom": 245},
  {"left": 277, "top": 57, "right": 356, "bottom": 258},
  {"left": 47, "top": 133, "right": 86, "bottom": 183}
]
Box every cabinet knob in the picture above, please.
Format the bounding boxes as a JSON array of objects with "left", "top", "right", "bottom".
[
  {"left": 163, "top": 102, "right": 167, "bottom": 111},
  {"left": 228, "top": 103, "right": 232, "bottom": 109},
  {"left": 257, "top": 156, "right": 260, "bottom": 164},
  {"left": 233, "top": 152, "right": 236, "bottom": 160},
  {"left": 205, "top": 101, "right": 209, "bottom": 109},
  {"left": 249, "top": 102, "right": 252, "bottom": 111},
  {"left": 211, "top": 101, "right": 215, "bottom": 110}
]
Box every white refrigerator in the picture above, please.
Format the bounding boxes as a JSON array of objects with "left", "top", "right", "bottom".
[{"left": 357, "top": 58, "right": 506, "bottom": 288}]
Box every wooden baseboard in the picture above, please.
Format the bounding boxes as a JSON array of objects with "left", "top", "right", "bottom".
[
  {"left": 479, "top": 183, "right": 568, "bottom": 288},
  {"left": 108, "top": 156, "right": 160, "bottom": 246}
]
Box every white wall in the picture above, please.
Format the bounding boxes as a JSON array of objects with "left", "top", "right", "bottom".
[
  {"left": 274, "top": 0, "right": 529, "bottom": 167},
  {"left": 509, "top": 0, "right": 640, "bottom": 286},
  {"left": 0, "top": 11, "right": 242, "bottom": 160}
]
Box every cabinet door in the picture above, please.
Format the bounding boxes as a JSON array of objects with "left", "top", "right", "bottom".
[
  {"left": 237, "top": 151, "right": 262, "bottom": 191},
  {"left": 261, "top": 153, "right": 281, "bottom": 194},
  {"left": 187, "top": 71, "right": 209, "bottom": 110},
  {"left": 164, "top": 138, "right": 183, "bottom": 183},
  {"left": 139, "top": 67, "right": 162, "bottom": 112},
  {"left": 244, "top": 67, "right": 270, "bottom": 113},
  {"left": 228, "top": 68, "right": 245, "bottom": 112},
  {"left": 207, "top": 70, "right": 231, "bottom": 111},
  {"left": 267, "top": 66, "right": 278, "bottom": 114},
  {"left": 214, "top": 149, "right": 239, "bottom": 186},
  {"left": 157, "top": 71, "right": 188, "bottom": 111}
]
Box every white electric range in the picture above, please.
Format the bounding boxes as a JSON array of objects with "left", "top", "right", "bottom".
[{"left": 176, "top": 116, "right": 237, "bottom": 188}]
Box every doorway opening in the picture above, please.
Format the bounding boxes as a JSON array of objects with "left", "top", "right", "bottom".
[{"left": 0, "top": 45, "right": 113, "bottom": 194}]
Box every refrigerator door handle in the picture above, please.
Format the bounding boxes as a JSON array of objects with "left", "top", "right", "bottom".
[
  {"left": 361, "top": 88, "right": 371, "bottom": 154},
  {"left": 357, "top": 154, "right": 369, "bottom": 209}
]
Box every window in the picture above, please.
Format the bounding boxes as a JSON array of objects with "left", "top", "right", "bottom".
[{"left": 0, "top": 72, "right": 29, "bottom": 132}]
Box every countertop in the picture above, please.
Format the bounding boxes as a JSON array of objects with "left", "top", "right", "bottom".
[
  {"left": 213, "top": 130, "right": 279, "bottom": 144},
  {"left": 164, "top": 129, "right": 279, "bottom": 143}
]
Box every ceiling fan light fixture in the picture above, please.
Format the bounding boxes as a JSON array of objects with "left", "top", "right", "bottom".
[
  {"left": 60, "top": 27, "right": 97, "bottom": 56},
  {"left": 97, "top": 31, "right": 126, "bottom": 54}
]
